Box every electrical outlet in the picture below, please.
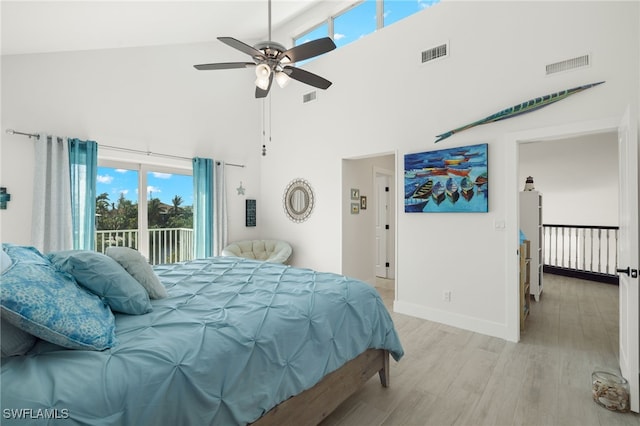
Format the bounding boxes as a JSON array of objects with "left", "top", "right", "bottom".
[{"left": 443, "top": 291, "right": 452, "bottom": 302}]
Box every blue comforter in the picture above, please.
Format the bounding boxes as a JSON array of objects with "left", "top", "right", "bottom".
[{"left": 1, "top": 257, "right": 404, "bottom": 425}]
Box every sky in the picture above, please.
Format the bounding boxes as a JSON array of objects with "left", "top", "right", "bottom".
[
  {"left": 97, "top": 166, "right": 193, "bottom": 207},
  {"left": 296, "top": 0, "right": 440, "bottom": 48}
]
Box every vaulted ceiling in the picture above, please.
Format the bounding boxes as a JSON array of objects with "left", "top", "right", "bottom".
[{"left": 1, "top": 1, "right": 340, "bottom": 56}]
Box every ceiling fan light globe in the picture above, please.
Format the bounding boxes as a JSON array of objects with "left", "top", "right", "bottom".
[
  {"left": 255, "top": 76, "right": 270, "bottom": 91},
  {"left": 275, "top": 72, "right": 291, "bottom": 88},
  {"left": 255, "top": 63, "right": 271, "bottom": 79}
]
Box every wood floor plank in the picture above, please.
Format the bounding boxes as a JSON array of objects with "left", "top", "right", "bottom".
[{"left": 320, "top": 274, "right": 640, "bottom": 426}]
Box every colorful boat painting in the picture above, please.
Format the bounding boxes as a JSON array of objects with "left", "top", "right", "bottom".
[
  {"left": 404, "top": 178, "right": 432, "bottom": 212},
  {"left": 411, "top": 179, "right": 433, "bottom": 199},
  {"left": 405, "top": 143, "right": 488, "bottom": 212},
  {"left": 434, "top": 81, "right": 605, "bottom": 143},
  {"left": 446, "top": 166, "right": 471, "bottom": 177},
  {"left": 461, "top": 177, "right": 475, "bottom": 202},
  {"left": 445, "top": 178, "right": 459, "bottom": 204},
  {"left": 431, "top": 181, "right": 445, "bottom": 205}
]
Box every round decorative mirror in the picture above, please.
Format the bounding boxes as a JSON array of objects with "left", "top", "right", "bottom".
[{"left": 283, "top": 178, "right": 314, "bottom": 223}]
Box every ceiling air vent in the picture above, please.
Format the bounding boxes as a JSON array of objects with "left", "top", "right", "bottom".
[
  {"left": 546, "top": 54, "right": 590, "bottom": 75},
  {"left": 303, "top": 91, "right": 317, "bottom": 104},
  {"left": 422, "top": 43, "right": 449, "bottom": 64}
]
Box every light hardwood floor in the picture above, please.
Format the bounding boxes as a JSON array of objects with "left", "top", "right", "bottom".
[{"left": 321, "top": 274, "right": 640, "bottom": 426}]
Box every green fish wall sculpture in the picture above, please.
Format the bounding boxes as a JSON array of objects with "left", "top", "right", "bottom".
[{"left": 434, "top": 81, "right": 605, "bottom": 143}]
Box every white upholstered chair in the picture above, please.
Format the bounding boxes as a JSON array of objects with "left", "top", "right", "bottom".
[{"left": 221, "top": 240, "right": 292, "bottom": 264}]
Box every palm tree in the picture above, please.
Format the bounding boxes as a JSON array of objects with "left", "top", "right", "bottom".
[
  {"left": 148, "top": 198, "right": 163, "bottom": 228},
  {"left": 95, "top": 193, "right": 111, "bottom": 247},
  {"left": 170, "top": 195, "right": 183, "bottom": 217},
  {"left": 95, "top": 193, "right": 110, "bottom": 226}
]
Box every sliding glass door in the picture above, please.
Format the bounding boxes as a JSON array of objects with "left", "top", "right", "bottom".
[{"left": 96, "top": 161, "right": 193, "bottom": 264}]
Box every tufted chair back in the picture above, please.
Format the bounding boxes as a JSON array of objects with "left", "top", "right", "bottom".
[{"left": 221, "top": 240, "right": 292, "bottom": 264}]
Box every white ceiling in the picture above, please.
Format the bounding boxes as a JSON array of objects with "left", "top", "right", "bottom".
[{"left": 0, "top": 0, "right": 331, "bottom": 56}]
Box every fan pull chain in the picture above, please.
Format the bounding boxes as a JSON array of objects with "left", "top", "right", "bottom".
[{"left": 261, "top": 97, "right": 270, "bottom": 156}]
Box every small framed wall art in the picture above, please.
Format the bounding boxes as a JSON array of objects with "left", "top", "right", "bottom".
[
  {"left": 246, "top": 199, "right": 256, "bottom": 227},
  {"left": 360, "top": 196, "right": 367, "bottom": 210}
]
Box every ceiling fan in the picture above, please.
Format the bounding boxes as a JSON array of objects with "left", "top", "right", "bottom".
[{"left": 193, "top": 0, "right": 336, "bottom": 98}]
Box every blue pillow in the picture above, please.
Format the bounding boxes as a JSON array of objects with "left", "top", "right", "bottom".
[
  {"left": 106, "top": 247, "right": 168, "bottom": 299},
  {"left": 2, "top": 243, "right": 49, "bottom": 265},
  {"left": 49, "top": 250, "right": 152, "bottom": 315},
  {"left": 1, "top": 252, "right": 117, "bottom": 351}
]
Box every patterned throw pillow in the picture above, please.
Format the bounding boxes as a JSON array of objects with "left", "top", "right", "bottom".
[
  {"left": 1, "top": 246, "right": 117, "bottom": 351},
  {"left": 2, "top": 243, "right": 49, "bottom": 265}
]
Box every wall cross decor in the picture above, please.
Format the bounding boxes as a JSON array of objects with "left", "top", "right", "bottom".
[{"left": 0, "top": 187, "right": 11, "bottom": 209}]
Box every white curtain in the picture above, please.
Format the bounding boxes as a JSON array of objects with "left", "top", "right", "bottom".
[
  {"left": 32, "top": 134, "right": 72, "bottom": 252},
  {"left": 213, "top": 161, "right": 228, "bottom": 256}
]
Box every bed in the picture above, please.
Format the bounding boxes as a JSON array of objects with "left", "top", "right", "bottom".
[{"left": 1, "top": 244, "right": 404, "bottom": 425}]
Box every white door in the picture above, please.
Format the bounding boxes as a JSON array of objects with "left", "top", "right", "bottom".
[
  {"left": 617, "top": 106, "right": 639, "bottom": 412},
  {"left": 375, "top": 174, "right": 389, "bottom": 278}
]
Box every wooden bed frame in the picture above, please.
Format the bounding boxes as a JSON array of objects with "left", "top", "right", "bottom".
[{"left": 253, "top": 349, "right": 390, "bottom": 426}]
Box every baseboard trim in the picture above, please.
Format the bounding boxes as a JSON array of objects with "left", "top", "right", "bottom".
[{"left": 394, "top": 300, "right": 513, "bottom": 342}]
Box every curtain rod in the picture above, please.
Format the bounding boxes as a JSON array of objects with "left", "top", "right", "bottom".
[
  {"left": 5, "top": 129, "right": 39, "bottom": 139},
  {"left": 5, "top": 128, "right": 245, "bottom": 168}
]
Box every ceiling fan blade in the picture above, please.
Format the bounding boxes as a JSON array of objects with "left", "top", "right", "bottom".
[
  {"left": 194, "top": 62, "right": 254, "bottom": 71},
  {"left": 218, "top": 37, "right": 266, "bottom": 60},
  {"left": 278, "top": 37, "right": 336, "bottom": 63},
  {"left": 255, "top": 73, "right": 274, "bottom": 99},
  {"left": 284, "top": 66, "right": 332, "bottom": 90}
]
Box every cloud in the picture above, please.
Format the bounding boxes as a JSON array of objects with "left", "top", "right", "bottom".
[
  {"left": 115, "top": 169, "right": 128, "bottom": 174},
  {"left": 418, "top": 0, "right": 438, "bottom": 9},
  {"left": 97, "top": 174, "right": 113, "bottom": 184},
  {"left": 147, "top": 186, "right": 162, "bottom": 195},
  {"left": 152, "top": 172, "right": 172, "bottom": 179},
  {"left": 334, "top": 33, "right": 346, "bottom": 40}
]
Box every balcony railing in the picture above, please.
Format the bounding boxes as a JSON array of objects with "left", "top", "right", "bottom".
[
  {"left": 95, "top": 228, "right": 194, "bottom": 265},
  {"left": 543, "top": 224, "right": 619, "bottom": 284}
]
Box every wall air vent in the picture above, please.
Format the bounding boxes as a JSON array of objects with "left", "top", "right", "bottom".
[
  {"left": 421, "top": 43, "right": 449, "bottom": 64},
  {"left": 546, "top": 54, "right": 590, "bottom": 75},
  {"left": 303, "top": 91, "right": 317, "bottom": 103}
]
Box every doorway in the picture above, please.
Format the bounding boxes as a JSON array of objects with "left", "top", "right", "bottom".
[
  {"left": 507, "top": 114, "right": 639, "bottom": 412},
  {"left": 341, "top": 153, "right": 396, "bottom": 286},
  {"left": 517, "top": 132, "right": 619, "bottom": 299}
]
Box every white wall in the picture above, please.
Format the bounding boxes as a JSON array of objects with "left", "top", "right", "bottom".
[
  {"left": 519, "top": 132, "right": 618, "bottom": 227},
  {"left": 1, "top": 42, "right": 263, "bottom": 246},
  {"left": 262, "top": 1, "right": 639, "bottom": 341}
]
